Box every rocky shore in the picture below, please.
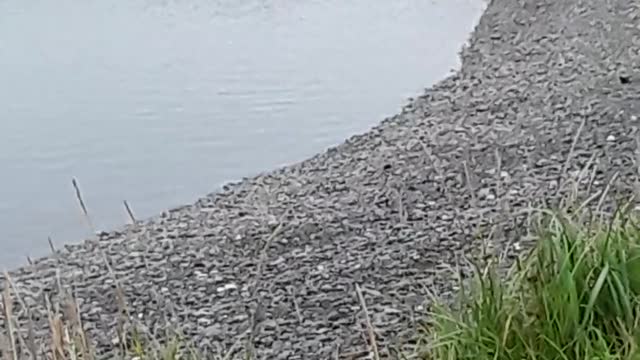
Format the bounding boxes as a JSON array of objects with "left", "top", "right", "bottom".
[{"left": 3, "top": 0, "right": 640, "bottom": 358}]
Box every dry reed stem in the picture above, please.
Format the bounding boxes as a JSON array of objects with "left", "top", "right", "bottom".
[
  {"left": 99, "top": 252, "right": 129, "bottom": 318},
  {"left": 101, "top": 252, "right": 133, "bottom": 357},
  {"left": 25, "top": 319, "right": 36, "bottom": 360},
  {"left": 0, "top": 333, "right": 11, "bottom": 360},
  {"left": 123, "top": 201, "right": 136, "bottom": 224},
  {"left": 596, "top": 171, "right": 619, "bottom": 215},
  {"left": 72, "top": 178, "right": 95, "bottom": 234},
  {"left": 420, "top": 140, "right": 452, "bottom": 204},
  {"left": 241, "top": 206, "right": 291, "bottom": 357},
  {"left": 220, "top": 328, "right": 251, "bottom": 360},
  {"left": 1, "top": 287, "right": 17, "bottom": 360},
  {"left": 2, "top": 272, "right": 38, "bottom": 360},
  {"left": 556, "top": 118, "right": 586, "bottom": 198},
  {"left": 395, "top": 187, "right": 407, "bottom": 223},
  {"left": 252, "top": 218, "right": 286, "bottom": 298},
  {"left": 64, "top": 292, "right": 92, "bottom": 360},
  {"left": 45, "top": 296, "right": 64, "bottom": 360},
  {"left": 462, "top": 160, "right": 478, "bottom": 206},
  {"left": 288, "top": 288, "right": 303, "bottom": 324},
  {"left": 354, "top": 284, "right": 380, "bottom": 360},
  {"left": 494, "top": 147, "right": 502, "bottom": 200},
  {"left": 47, "top": 237, "right": 57, "bottom": 256}
]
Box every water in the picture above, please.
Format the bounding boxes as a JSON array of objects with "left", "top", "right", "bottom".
[{"left": 0, "top": 0, "right": 484, "bottom": 267}]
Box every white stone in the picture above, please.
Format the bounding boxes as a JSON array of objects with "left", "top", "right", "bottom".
[
  {"left": 607, "top": 134, "right": 616, "bottom": 142},
  {"left": 224, "top": 283, "right": 238, "bottom": 291},
  {"left": 217, "top": 283, "right": 237, "bottom": 293}
]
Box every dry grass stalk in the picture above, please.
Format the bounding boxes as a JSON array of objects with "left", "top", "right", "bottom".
[
  {"left": 63, "top": 292, "right": 92, "bottom": 360},
  {"left": 354, "top": 284, "right": 380, "bottom": 360},
  {"left": 556, "top": 118, "right": 586, "bottom": 198},
  {"left": 0, "top": 333, "right": 11, "bottom": 360},
  {"left": 396, "top": 187, "right": 407, "bottom": 224},
  {"left": 25, "top": 320, "right": 36, "bottom": 360},
  {"left": 462, "top": 160, "right": 478, "bottom": 206},
  {"left": 251, "top": 210, "right": 288, "bottom": 298},
  {"left": 494, "top": 147, "right": 502, "bottom": 201},
  {"left": 45, "top": 296, "right": 64, "bottom": 360},
  {"left": 1, "top": 286, "right": 18, "bottom": 360},
  {"left": 420, "top": 140, "right": 452, "bottom": 204},
  {"left": 595, "top": 171, "right": 619, "bottom": 216},
  {"left": 288, "top": 288, "right": 303, "bottom": 324},
  {"left": 98, "top": 251, "right": 132, "bottom": 357},
  {"left": 2, "top": 271, "right": 38, "bottom": 360},
  {"left": 220, "top": 328, "right": 251, "bottom": 360}
]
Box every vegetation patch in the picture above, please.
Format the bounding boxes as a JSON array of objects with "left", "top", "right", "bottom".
[{"left": 419, "top": 205, "right": 640, "bottom": 360}]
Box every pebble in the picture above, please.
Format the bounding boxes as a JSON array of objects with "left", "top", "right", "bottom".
[{"left": 3, "top": 0, "right": 640, "bottom": 358}]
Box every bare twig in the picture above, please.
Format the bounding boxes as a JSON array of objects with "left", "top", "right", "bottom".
[{"left": 355, "top": 284, "right": 380, "bottom": 360}]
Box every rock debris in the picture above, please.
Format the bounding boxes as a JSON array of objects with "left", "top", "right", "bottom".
[{"left": 2, "top": 0, "right": 640, "bottom": 358}]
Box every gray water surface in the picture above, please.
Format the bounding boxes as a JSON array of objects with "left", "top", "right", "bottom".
[{"left": 0, "top": 0, "right": 484, "bottom": 267}]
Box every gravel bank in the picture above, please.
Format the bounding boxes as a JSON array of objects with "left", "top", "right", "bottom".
[{"left": 3, "top": 0, "right": 640, "bottom": 358}]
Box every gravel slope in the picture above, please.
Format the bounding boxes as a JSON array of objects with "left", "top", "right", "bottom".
[{"left": 3, "top": 0, "right": 640, "bottom": 358}]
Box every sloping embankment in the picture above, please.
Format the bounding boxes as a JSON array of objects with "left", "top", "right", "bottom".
[{"left": 3, "top": 0, "right": 640, "bottom": 358}]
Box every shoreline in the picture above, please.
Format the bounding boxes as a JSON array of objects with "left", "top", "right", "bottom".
[{"left": 3, "top": 0, "right": 640, "bottom": 358}]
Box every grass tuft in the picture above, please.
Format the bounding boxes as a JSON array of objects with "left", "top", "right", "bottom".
[{"left": 420, "top": 205, "right": 640, "bottom": 360}]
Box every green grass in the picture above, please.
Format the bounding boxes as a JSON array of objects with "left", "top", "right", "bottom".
[{"left": 418, "top": 204, "right": 640, "bottom": 360}]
